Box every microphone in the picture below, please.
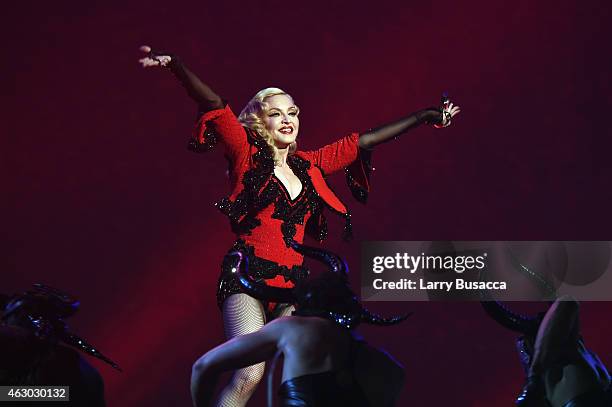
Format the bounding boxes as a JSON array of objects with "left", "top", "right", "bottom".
[
  {"left": 441, "top": 92, "right": 449, "bottom": 107},
  {"left": 434, "top": 92, "right": 451, "bottom": 128}
]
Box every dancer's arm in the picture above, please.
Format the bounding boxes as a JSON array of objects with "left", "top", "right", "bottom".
[
  {"left": 139, "top": 46, "right": 248, "bottom": 161},
  {"left": 530, "top": 296, "right": 580, "bottom": 375},
  {"left": 139, "top": 46, "right": 223, "bottom": 112},
  {"left": 190, "top": 321, "right": 282, "bottom": 407},
  {"left": 299, "top": 100, "right": 460, "bottom": 176},
  {"left": 358, "top": 102, "right": 460, "bottom": 150}
]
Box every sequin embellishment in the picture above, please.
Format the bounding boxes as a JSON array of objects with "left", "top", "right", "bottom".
[{"left": 216, "top": 240, "right": 310, "bottom": 309}]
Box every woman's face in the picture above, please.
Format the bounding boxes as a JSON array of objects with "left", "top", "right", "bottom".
[{"left": 262, "top": 94, "right": 299, "bottom": 148}]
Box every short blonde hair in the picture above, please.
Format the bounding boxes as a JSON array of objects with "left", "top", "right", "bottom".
[{"left": 238, "top": 88, "right": 299, "bottom": 165}]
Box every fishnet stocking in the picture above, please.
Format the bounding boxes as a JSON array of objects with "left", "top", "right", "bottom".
[{"left": 216, "top": 294, "right": 266, "bottom": 407}]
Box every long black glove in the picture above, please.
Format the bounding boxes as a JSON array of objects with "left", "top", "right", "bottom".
[
  {"left": 142, "top": 47, "right": 224, "bottom": 113},
  {"left": 167, "top": 57, "right": 224, "bottom": 112},
  {"left": 358, "top": 108, "right": 442, "bottom": 150}
]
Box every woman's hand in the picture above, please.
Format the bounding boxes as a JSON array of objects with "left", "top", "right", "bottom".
[
  {"left": 138, "top": 45, "right": 172, "bottom": 68},
  {"left": 434, "top": 100, "right": 461, "bottom": 128}
]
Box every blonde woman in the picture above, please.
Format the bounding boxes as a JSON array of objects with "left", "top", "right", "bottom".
[{"left": 139, "top": 45, "right": 459, "bottom": 406}]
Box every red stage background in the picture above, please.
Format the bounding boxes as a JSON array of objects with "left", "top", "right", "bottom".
[{"left": 3, "top": 1, "right": 612, "bottom": 406}]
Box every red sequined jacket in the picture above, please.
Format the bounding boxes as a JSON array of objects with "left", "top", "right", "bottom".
[{"left": 189, "top": 105, "right": 371, "bottom": 287}]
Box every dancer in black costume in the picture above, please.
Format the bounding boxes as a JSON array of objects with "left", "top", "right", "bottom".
[
  {"left": 190, "top": 242, "right": 408, "bottom": 407},
  {"left": 0, "top": 284, "right": 121, "bottom": 406},
  {"left": 483, "top": 296, "right": 611, "bottom": 407}
]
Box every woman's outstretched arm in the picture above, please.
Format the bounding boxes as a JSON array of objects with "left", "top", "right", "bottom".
[
  {"left": 139, "top": 45, "right": 224, "bottom": 112},
  {"left": 358, "top": 101, "right": 460, "bottom": 150},
  {"left": 139, "top": 45, "right": 250, "bottom": 161}
]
